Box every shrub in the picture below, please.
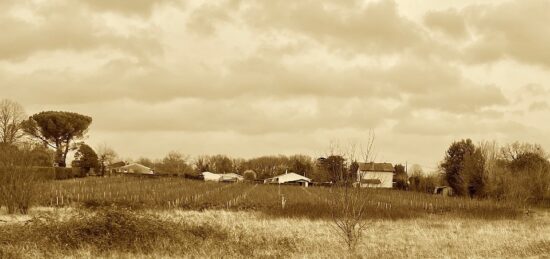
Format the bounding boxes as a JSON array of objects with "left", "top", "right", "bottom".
[{"left": 0, "top": 146, "right": 40, "bottom": 214}]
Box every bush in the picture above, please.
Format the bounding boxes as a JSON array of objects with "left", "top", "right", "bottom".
[
  {"left": 54, "top": 167, "right": 74, "bottom": 180},
  {"left": 0, "top": 145, "right": 41, "bottom": 214},
  {"left": 485, "top": 165, "right": 550, "bottom": 204}
]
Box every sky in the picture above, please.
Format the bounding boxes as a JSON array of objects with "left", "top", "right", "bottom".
[{"left": 1, "top": 0, "right": 549, "bottom": 171}]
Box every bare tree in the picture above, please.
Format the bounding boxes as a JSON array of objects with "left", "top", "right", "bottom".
[
  {"left": 0, "top": 99, "right": 26, "bottom": 145},
  {"left": 330, "top": 184, "right": 369, "bottom": 254},
  {"left": 96, "top": 143, "right": 117, "bottom": 176},
  {"left": 500, "top": 141, "right": 547, "bottom": 161},
  {"left": 360, "top": 130, "right": 376, "bottom": 163}
]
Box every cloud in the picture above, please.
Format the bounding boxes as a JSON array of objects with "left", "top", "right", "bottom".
[
  {"left": 0, "top": 0, "right": 161, "bottom": 61},
  {"left": 393, "top": 113, "right": 526, "bottom": 136},
  {"left": 424, "top": 9, "right": 468, "bottom": 39},
  {"left": 1, "top": 0, "right": 546, "bottom": 167},
  {"left": 187, "top": 0, "right": 431, "bottom": 56},
  {"left": 79, "top": 0, "right": 181, "bottom": 16},
  {"left": 426, "top": 0, "right": 550, "bottom": 68}
]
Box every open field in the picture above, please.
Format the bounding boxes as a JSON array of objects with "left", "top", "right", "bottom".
[
  {"left": 36, "top": 177, "right": 523, "bottom": 220},
  {"left": 0, "top": 207, "right": 549, "bottom": 258},
  {"left": 0, "top": 177, "right": 547, "bottom": 258}
]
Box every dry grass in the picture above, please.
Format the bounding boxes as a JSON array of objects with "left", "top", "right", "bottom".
[{"left": 0, "top": 207, "right": 548, "bottom": 258}]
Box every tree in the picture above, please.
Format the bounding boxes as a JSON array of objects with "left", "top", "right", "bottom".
[
  {"left": 22, "top": 111, "right": 92, "bottom": 167},
  {"left": 394, "top": 164, "right": 408, "bottom": 190},
  {"left": 73, "top": 143, "right": 99, "bottom": 176},
  {"left": 194, "top": 155, "right": 210, "bottom": 173},
  {"left": 97, "top": 143, "right": 117, "bottom": 176},
  {"left": 508, "top": 152, "right": 549, "bottom": 172},
  {"left": 440, "top": 139, "right": 476, "bottom": 196},
  {"left": 160, "top": 151, "right": 189, "bottom": 175},
  {"left": 0, "top": 99, "right": 26, "bottom": 145},
  {"left": 289, "top": 155, "right": 313, "bottom": 177},
  {"left": 136, "top": 157, "right": 154, "bottom": 168},
  {"left": 318, "top": 155, "right": 346, "bottom": 183},
  {"left": 501, "top": 142, "right": 546, "bottom": 162},
  {"left": 462, "top": 147, "right": 486, "bottom": 197},
  {"left": 209, "top": 155, "right": 234, "bottom": 174}
]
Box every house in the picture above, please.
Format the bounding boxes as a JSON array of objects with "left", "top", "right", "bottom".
[
  {"left": 109, "top": 161, "right": 128, "bottom": 175},
  {"left": 357, "top": 162, "right": 394, "bottom": 188},
  {"left": 117, "top": 163, "right": 154, "bottom": 175},
  {"left": 201, "top": 172, "right": 244, "bottom": 182},
  {"left": 263, "top": 172, "right": 312, "bottom": 187}
]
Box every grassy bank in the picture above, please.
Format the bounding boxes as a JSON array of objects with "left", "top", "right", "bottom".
[{"left": 0, "top": 207, "right": 548, "bottom": 258}]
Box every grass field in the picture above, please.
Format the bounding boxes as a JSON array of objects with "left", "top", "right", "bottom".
[{"left": 0, "top": 176, "right": 547, "bottom": 258}]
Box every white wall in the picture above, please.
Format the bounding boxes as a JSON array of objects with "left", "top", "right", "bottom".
[{"left": 359, "top": 171, "right": 393, "bottom": 188}]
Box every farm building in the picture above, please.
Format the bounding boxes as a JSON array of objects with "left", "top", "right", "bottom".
[
  {"left": 201, "top": 172, "right": 244, "bottom": 182},
  {"left": 263, "top": 172, "right": 312, "bottom": 187},
  {"left": 357, "top": 162, "right": 394, "bottom": 188},
  {"left": 117, "top": 163, "right": 154, "bottom": 175}
]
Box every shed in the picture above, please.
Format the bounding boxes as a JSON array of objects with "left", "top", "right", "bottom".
[
  {"left": 357, "top": 162, "right": 394, "bottom": 188},
  {"left": 264, "top": 172, "right": 312, "bottom": 187}
]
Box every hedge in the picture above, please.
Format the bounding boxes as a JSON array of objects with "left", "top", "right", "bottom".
[{"left": 34, "top": 167, "right": 76, "bottom": 180}]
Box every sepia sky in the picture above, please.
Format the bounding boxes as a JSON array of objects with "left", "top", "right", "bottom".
[{"left": 1, "top": 0, "right": 549, "bottom": 170}]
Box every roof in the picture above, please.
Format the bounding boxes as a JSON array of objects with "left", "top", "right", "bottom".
[
  {"left": 268, "top": 172, "right": 311, "bottom": 183},
  {"left": 358, "top": 162, "right": 394, "bottom": 172},
  {"left": 119, "top": 163, "right": 153, "bottom": 174}
]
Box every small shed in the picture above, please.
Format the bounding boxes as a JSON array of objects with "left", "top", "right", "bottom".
[
  {"left": 357, "top": 162, "right": 394, "bottom": 188},
  {"left": 264, "top": 172, "right": 312, "bottom": 187}
]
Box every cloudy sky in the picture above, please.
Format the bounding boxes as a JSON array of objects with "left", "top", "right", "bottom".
[{"left": 1, "top": 0, "right": 549, "bottom": 170}]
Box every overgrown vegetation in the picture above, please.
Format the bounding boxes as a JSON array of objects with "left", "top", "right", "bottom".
[
  {"left": 0, "top": 144, "right": 41, "bottom": 214},
  {"left": 0, "top": 207, "right": 300, "bottom": 258},
  {"left": 439, "top": 139, "right": 550, "bottom": 205}
]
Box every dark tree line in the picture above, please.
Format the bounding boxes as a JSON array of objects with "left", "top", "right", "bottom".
[{"left": 440, "top": 139, "right": 550, "bottom": 203}]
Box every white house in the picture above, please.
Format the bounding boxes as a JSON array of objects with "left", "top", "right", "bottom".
[
  {"left": 264, "top": 172, "right": 312, "bottom": 187},
  {"left": 118, "top": 163, "right": 154, "bottom": 175},
  {"left": 357, "top": 162, "right": 394, "bottom": 188}
]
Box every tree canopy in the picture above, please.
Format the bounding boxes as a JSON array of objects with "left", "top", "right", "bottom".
[
  {"left": 22, "top": 111, "right": 92, "bottom": 167},
  {"left": 73, "top": 143, "right": 99, "bottom": 175}
]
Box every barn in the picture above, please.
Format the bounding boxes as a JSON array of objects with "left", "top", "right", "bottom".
[
  {"left": 357, "top": 162, "right": 394, "bottom": 188},
  {"left": 263, "top": 172, "right": 312, "bottom": 187}
]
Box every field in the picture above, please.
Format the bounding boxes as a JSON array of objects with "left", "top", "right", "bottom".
[
  {"left": 36, "top": 176, "right": 523, "bottom": 220},
  {"left": 1, "top": 176, "right": 548, "bottom": 258}
]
